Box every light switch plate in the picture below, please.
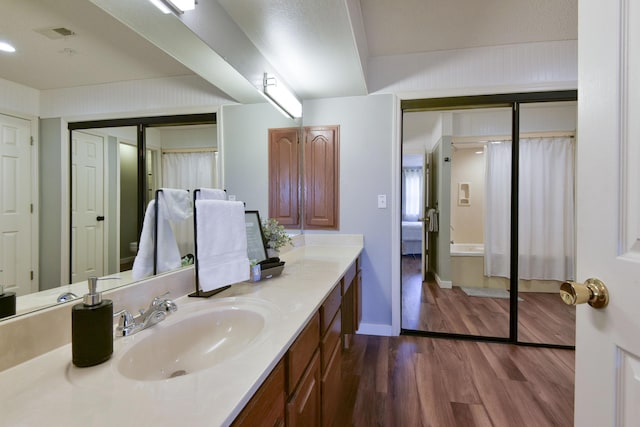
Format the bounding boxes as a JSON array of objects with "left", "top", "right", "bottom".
[
  {"left": 228, "top": 195, "right": 236, "bottom": 201},
  {"left": 377, "top": 194, "right": 387, "bottom": 208}
]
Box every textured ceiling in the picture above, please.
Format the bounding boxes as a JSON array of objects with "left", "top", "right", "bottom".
[
  {"left": 0, "top": 0, "right": 578, "bottom": 98},
  {"left": 360, "top": 0, "right": 577, "bottom": 56}
]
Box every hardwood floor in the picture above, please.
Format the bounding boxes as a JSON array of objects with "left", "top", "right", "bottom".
[
  {"left": 336, "top": 334, "right": 575, "bottom": 426},
  {"left": 401, "top": 256, "right": 576, "bottom": 346}
]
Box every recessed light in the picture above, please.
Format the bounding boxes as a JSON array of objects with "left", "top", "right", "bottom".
[{"left": 0, "top": 42, "right": 16, "bottom": 53}]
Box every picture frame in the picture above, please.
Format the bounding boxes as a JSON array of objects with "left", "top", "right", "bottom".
[{"left": 244, "top": 210, "right": 268, "bottom": 263}]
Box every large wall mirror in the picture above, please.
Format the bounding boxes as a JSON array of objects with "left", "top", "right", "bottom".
[
  {"left": 69, "top": 114, "right": 218, "bottom": 287},
  {"left": 0, "top": 1, "right": 299, "bottom": 327}
]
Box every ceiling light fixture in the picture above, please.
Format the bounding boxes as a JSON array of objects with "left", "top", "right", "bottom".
[
  {"left": 0, "top": 41, "right": 16, "bottom": 53},
  {"left": 262, "top": 73, "right": 302, "bottom": 119},
  {"left": 149, "top": 0, "right": 195, "bottom": 15}
]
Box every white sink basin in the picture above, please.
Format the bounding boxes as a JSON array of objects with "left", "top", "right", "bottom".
[{"left": 115, "top": 298, "right": 277, "bottom": 381}]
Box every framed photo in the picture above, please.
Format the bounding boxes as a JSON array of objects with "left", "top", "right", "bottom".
[{"left": 244, "top": 210, "right": 268, "bottom": 263}]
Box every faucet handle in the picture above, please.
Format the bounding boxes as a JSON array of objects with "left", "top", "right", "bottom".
[{"left": 114, "top": 309, "right": 136, "bottom": 336}]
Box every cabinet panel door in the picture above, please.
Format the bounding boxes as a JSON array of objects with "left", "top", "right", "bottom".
[
  {"left": 321, "top": 340, "right": 343, "bottom": 427},
  {"left": 232, "top": 360, "right": 286, "bottom": 427},
  {"left": 287, "top": 351, "right": 321, "bottom": 427},
  {"left": 269, "top": 128, "right": 300, "bottom": 226},
  {"left": 304, "top": 126, "right": 339, "bottom": 230}
]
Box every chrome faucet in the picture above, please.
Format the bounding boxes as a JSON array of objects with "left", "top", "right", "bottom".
[{"left": 115, "top": 292, "right": 177, "bottom": 337}]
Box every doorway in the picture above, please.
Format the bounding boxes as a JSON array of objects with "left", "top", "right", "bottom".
[{"left": 400, "top": 92, "right": 577, "bottom": 348}]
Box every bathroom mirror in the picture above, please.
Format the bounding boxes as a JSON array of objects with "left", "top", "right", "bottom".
[
  {"left": 69, "top": 118, "right": 218, "bottom": 285},
  {"left": 0, "top": 0, "right": 299, "bottom": 323}
]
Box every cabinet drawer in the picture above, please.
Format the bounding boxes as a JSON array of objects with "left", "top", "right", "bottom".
[
  {"left": 320, "top": 285, "right": 341, "bottom": 335},
  {"left": 321, "top": 309, "right": 341, "bottom": 373},
  {"left": 287, "top": 350, "right": 321, "bottom": 427},
  {"left": 232, "top": 359, "right": 286, "bottom": 427},
  {"left": 287, "top": 312, "right": 320, "bottom": 393},
  {"left": 321, "top": 339, "right": 343, "bottom": 427}
]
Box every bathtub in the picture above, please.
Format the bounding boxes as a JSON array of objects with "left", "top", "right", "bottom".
[
  {"left": 450, "top": 243, "right": 562, "bottom": 293},
  {"left": 450, "top": 243, "right": 484, "bottom": 257}
]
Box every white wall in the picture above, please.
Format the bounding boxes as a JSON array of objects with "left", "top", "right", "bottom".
[
  {"left": 223, "top": 95, "right": 396, "bottom": 331},
  {"left": 159, "top": 125, "right": 217, "bottom": 150},
  {"left": 222, "top": 102, "right": 299, "bottom": 215},
  {"left": 369, "top": 40, "right": 577, "bottom": 97},
  {"left": 0, "top": 77, "right": 39, "bottom": 117},
  {"left": 303, "top": 94, "right": 395, "bottom": 330}
]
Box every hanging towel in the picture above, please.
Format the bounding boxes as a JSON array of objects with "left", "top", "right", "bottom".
[
  {"left": 197, "top": 188, "right": 226, "bottom": 200},
  {"left": 195, "top": 200, "right": 250, "bottom": 291},
  {"left": 427, "top": 208, "right": 439, "bottom": 232},
  {"left": 132, "top": 189, "right": 192, "bottom": 280}
]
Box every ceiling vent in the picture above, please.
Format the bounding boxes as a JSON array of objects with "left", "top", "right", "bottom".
[{"left": 34, "top": 27, "right": 77, "bottom": 40}]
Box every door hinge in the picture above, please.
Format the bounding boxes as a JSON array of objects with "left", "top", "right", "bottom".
[
  {"left": 30, "top": 136, "right": 34, "bottom": 146},
  {"left": 30, "top": 203, "right": 33, "bottom": 213},
  {"left": 30, "top": 271, "right": 34, "bottom": 280}
]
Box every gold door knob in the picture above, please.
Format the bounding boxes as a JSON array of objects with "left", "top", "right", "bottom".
[{"left": 560, "top": 278, "right": 609, "bottom": 308}]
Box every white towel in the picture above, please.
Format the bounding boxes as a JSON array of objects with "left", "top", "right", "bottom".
[
  {"left": 427, "top": 208, "right": 439, "bottom": 232},
  {"left": 132, "top": 189, "right": 192, "bottom": 280},
  {"left": 197, "top": 188, "right": 226, "bottom": 200},
  {"left": 195, "top": 200, "right": 250, "bottom": 291}
]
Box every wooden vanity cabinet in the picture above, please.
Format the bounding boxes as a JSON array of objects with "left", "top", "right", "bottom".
[
  {"left": 233, "top": 258, "right": 361, "bottom": 426},
  {"left": 286, "top": 312, "right": 321, "bottom": 426},
  {"left": 341, "top": 256, "right": 362, "bottom": 349},
  {"left": 287, "top": 351, "right": 321, "bottom": 426},
  {"left": 320, "top": 284, "right": 342, "bottom": 427},
  {"left": 231, "top": 359, "right": 286, "bottom": 427}
]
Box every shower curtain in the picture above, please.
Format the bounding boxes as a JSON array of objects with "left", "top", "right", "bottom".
[
  {"left": 484, "top": 137, "right": 575, "bottom": 281},
  {"left": 402, "top": 167, "right": 423, "bottom": 221},
  {"left": 162, "top": 151, "right": 218, "bottom": 256}
]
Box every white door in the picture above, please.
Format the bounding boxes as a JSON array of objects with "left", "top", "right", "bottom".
[
  {"left": 71, "top": 131, "right": 105, "bottom": 283},
  {"left": 0, "top": 114, "right": 34, "bottom": 295},
  {"left": 575, "top": 1, "right": 640, "bottom": 425}
]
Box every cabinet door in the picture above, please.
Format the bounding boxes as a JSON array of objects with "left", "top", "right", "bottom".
[
  {"left": 287, "top": 351, "right": 321, "bottom": 427},
  {"left": 269, "top": 127, "right": 300, "bottom": 226},
  {"left": 321, "top": 339, "right": 342, "bottom": 427},
  {"left": 304, "top": 126, "right": 339, "bottom": 230},
  {"left": 232, "top": 360, "right": 286, "bottom": 427}
]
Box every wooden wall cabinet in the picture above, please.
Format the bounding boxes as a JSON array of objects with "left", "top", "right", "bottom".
[
  {"left": 303, "top": 126, "right": 339, "bottom": 230},
  {"left": 268, "top": 126, "right": 339, "bottom": 230},
  {"left": 269, "top": 128, "right": 300, "bottom": 227}
]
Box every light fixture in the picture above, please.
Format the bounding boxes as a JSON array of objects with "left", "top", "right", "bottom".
[
  {"left": 262, "top": 73, "right": 302, "bottom": 119},
  {"left": 149, "top": 0, "right": 195, "bottom": 15},
  {"left": 0, "top": 41, "right": 16, "bottom": 53}
]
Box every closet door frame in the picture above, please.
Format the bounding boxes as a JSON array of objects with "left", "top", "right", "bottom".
[{"left": 400, "top": 90, "right": 577, "bottom": 349}]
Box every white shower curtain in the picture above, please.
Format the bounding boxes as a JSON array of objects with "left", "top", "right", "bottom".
[
  {"left": 484, "top": 137, "right": 575, "bottom": 281},
  {"left": 162, "top": 151, "right": 218, "bottom": 256}
]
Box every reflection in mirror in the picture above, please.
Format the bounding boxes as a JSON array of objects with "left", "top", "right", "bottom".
[
  {"left": 71, "top": 122, "right": 219, "bottom": 283},
  {"left": 4, "top": 118, "right": 218, "bottom": 321}
]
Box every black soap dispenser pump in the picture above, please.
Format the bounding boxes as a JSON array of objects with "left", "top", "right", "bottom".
[
  {"left": 0, "top": 270, "right": 17, "bottom": 320},
  {"left": 72, "top": 276, "right": 114, "bottom": 367}
]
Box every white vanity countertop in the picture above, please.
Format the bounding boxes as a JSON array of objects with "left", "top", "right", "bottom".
[{"left": 0, "top": 236, "right": 363, "bottom": 427}]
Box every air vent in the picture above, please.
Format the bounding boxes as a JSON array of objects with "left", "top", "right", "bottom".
[{"left": 34, "top": 27, "right": 77, "bottom": 40}]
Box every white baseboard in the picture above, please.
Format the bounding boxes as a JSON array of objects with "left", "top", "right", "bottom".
[
  {"left": 434, "top": 272, "right": 452, "bottom": 289},
  {"left": 357, "top": 322, "right": 396, "bottom": 336}
]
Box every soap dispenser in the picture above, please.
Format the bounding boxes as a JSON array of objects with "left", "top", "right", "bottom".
[
  {"left": 0, "top": 270, "right": 16, "bottom": 320},
  {"left": 72, "top": 277, "right": 113, "bottom": 367}
]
